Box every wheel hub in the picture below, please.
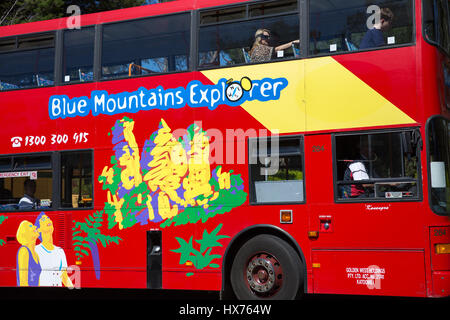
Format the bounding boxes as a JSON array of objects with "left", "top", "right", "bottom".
[{"left": 246, "top": 254, "right": 282, "bottom": 296}]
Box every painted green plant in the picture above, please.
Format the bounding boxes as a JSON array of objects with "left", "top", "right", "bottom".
[
  {"left": 171, "top": 223, "right": 229, "bottom": 276},
  {"left": 0, "top": 216, "right": 8, "bottom": 246},
  {"left": 73, "top": 210, "right": 122, "bottom": 260},
  {"left": 160, "top": 170, "right": 247, "bottom": 228},
  {"left": 72, "top": 210, "right": 122, "bottom": 279},
  {"left": 71, "top": 117, "right": 247, "bottom": 280}
]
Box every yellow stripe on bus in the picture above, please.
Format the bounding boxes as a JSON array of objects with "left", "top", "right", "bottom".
[{"left": 202, "top": 57, "right": 416, "bottom": 134}]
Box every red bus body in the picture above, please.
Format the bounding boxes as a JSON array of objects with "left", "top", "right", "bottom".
[{"left": 0, "top": 0, "right": 448, "bottom": 298}]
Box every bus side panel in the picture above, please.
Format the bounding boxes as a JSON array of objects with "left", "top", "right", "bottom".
[{"left": 311, "top": 249, "right": 426, "bottom": 297}]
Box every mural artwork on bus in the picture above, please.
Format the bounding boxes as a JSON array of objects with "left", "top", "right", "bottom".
[
  {"left": 72, "top": 117, "right": 247, "bottom": 279},
  {"left": 14, "top": 75, "right": 283, "bottom": 285},
  {"left": 15, "top": 213, "right": 73, "bottom": 287}
]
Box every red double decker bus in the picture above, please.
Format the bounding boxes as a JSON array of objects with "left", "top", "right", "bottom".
[{"left": 0, "top": 0, "right": 448, "bottom": 299}]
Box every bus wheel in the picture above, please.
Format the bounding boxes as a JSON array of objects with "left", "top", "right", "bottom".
[{"left": 230, "top": 234, "right": 303, "bottom": 300}]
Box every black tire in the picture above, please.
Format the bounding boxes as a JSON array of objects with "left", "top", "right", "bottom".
[{"left": 230, "top": 234, "right": 303, "bottom": 300}]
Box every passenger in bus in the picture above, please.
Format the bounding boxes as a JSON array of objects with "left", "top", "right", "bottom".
[
  {"left": 18, "top": 179, "right": 40, "bottom": 210},
  {"left": 342, "top": 139, "right": 377, "bottom": 198},
  {"left": 359, "top": 8, "right": 394, "bottom": 50},
  {"left": 249, "top": 29, "right": 299, "bottom": 62}
]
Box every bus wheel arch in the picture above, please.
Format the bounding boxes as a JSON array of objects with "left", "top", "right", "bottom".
[{"left": 221, "top": 225, "right": 307, "bottom": 300}]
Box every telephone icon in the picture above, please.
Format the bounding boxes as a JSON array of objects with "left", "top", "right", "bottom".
[{"left": 11, "top": 136, "right": 23, "bottom": 148}]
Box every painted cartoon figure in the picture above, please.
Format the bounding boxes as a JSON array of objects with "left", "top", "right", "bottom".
[
  {"left": 34, "top": 212, "right": 73, "bottom": 287},
  {"left": 16, "top": 220, "right": 41, "bottom": 286}
]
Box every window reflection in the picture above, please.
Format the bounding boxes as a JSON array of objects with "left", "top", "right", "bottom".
[
  {"left": 0, "top": 34, "right": 55, "bottom": 90},
  {"left": 102, "top": 14, "right": 190, "bottom": 79},
  {"left": 63, "top": 27, "right": 95, "bottom": 83},
  {"left": 309, "top": 0, "right": 413, "bottom": 55},
  {"left": 335, "top": 131, "right": 420, "bottom": 200},
  {"left": 199, "top": 0, "right": 299, "bottom": 67}
]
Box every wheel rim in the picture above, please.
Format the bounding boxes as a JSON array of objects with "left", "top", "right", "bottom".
[{"left": 245, "top": 252, "right": 283, "bottom": 298}]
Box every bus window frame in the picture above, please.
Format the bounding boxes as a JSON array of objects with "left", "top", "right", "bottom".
[
  {"left": 99, "top": 10, "right": 193, "bottom": 81},
  {"left": 422, "top": 0, "right": 450, "bottom": 57},
  {"left": 0, "top": 151, "right": 55, "bottom": 213},
  {"left": 59, "top": 149, "right": 95, "bottom": 211},
  {"left": 0, "top": 31, "right": 57, "bottom": 92},
  {"left": 425, "top": 115, "right": 450, "bottom": 216},
  {"left": 332, "top": 127, "right": 423, "bottom": 204},
  {"left": 307, "top": 0, "right": 416, "bottom": 59},
  {"left": 60, "top": 25, "right": 97, "bottom": 86},
  {"left": 197, "top": 0, "right": 302, "bottom": 70},
  {"left": 248, "top": 134, "right": 306, "bottom": 206},
  {"left": 0, "top": 149, "right": 94, "bottom": 213}
]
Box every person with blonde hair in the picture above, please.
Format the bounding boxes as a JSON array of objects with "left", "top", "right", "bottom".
[
  {"left": 16, "top": 220, "right": 41, "bottom": 286},
  {"left": 249, "top": 28, "right": 299, "bottom": 62}
]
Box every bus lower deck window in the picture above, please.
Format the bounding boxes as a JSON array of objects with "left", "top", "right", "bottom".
[
  {"left": 0, "top": 155, "right": 53, "bottom": 211},
  {"left": 249, "top": 136, "right": 304, "bottom": 204},
  {"left": 335, "top": 131, "right": 420, "bottom": 201},
  {"left": 61, "top": 151, "right": 93, "bottom": 208}
]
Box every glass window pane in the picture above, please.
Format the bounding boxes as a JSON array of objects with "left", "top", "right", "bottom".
[
  {"left": 0, "top": 155, "right": 53, "bottom": 211},
  {"left": 435, "top": 0, "right": 450, "bottom": 53},
  {"left": 63, "top": 27, "right": 95, "bottom": 83},
  {"left": 0, "top": 47, "right": 55, "bottom": 90},
  {"left": 249, "top": 0, "right": 298, "bottom": 17},
  {"left": 0, "top": 38, "right": 16, "bottom": 51},
  {"left": 309, "top": 0, "right": 413, "bottom": 55},
  {"left": 250, "top": 137, "right": 304, "bottom": 203},
  {"left": 428, "top": 117, "right": 450, "bottom": 215},
  {"left": 424, "top": 0, "right": 450, "bottom": 53},
  {"left": 61, "top": 151, "right": 93, "bottom": 208},
  {"left": 200, "top": 6, "right": 246, "bottom": 24},
  {"left": 199, "top": 14, "right": 299, "bottom": 67},
  {"left": 0, "top": 33, "right": 55, "bottom": 90},
  {"left": 102, "top": 14, "right": 190, "bottom": 79},
  {"left": 14, "top": 155, "right": 51, "bottom": 170},
  {"left": 423, "top": 0, "right": 438, "bottom": 43},
  {"left": 335, "top": 131, "right": 419, "bottom": 200},
  {"left": 18, "top": 34, "right": 54, "bottom": 49},
  {"left": 0, "top": 158, "right": 11, "bottom": 171}
]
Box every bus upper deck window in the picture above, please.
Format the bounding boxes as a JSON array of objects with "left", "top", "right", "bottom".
[
  {"left": 198, "top": 0, "right": 299, "bottom": 68},
  {"left": 63, "top": 27, "right": 95, "bottom": 83},
  {"left": 101, "top": 13, "right": 190, "bottom": 79},
  {"left": 0, "top": 33, "right": 55, "bottom": 91},
  {"left": 309, "top": 0, "right": 413, "bottom": 55}
]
